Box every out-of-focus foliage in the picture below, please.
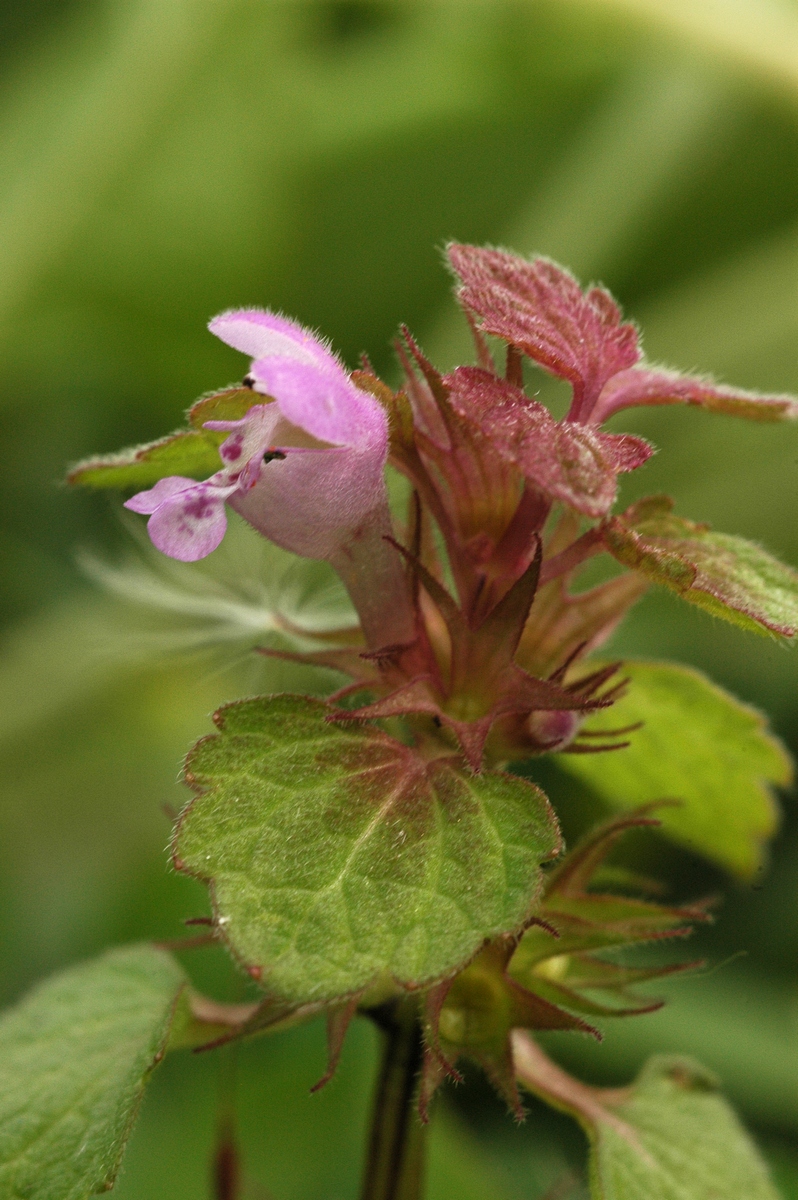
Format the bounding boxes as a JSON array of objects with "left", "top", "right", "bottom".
[
  {"left": 0, "top": 945, "right": 186, "bottom": 1199},
  {"left": 554, "top": 661, "right": 791, "bottom": 877},
  {"left": 514, "top": 1043, "right": 781, "bottom": 1200},
  {"left": 1, "top": 1, "right": 797, "bottom": 1196}
]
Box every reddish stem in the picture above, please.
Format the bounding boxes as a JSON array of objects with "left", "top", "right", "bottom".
[{"left": 539, "top": 528, "right": 604, "bottom": 586}]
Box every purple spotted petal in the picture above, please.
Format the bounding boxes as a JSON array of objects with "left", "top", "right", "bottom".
[
  {"left": 209, "top": 310, "right": 336, "bottom": 372},
  {"left": 123, "top": 476, "right": 196, "bottom": 515},
  {"left": 206, "top": 403, "right": 283, "bottom": 487},
  {"left": 146, "top": 479, "right": 236, "bottom": 561}
]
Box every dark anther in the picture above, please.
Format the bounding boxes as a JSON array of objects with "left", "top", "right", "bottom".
[
  {"left": 432, "top": 715, "right": 442, "bottom": 728},
  {"left": 242, "top": 375, "right": 255, "bottom": 389},
  {"left": 263, "top": 448, "right": 287, "bottom": 463}
]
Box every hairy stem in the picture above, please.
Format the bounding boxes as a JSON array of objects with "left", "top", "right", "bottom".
[
  {"left": 360, "top": 1003, "right": 426, "bottom": 1200},
  {"left": 328, "top": 503, "right": 416, "bottom": 650},
  {"left": 512, "top": 1030, "right": 634, "bottom": 1128}
]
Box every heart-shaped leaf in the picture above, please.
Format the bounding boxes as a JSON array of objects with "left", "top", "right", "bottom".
[{"left": 174, "top": 695, "right": 562, "bottom": 1005}]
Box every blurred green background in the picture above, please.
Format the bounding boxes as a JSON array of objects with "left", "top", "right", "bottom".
[{"left": 1, "top": 1, "right": 797, "bottom": 1196}]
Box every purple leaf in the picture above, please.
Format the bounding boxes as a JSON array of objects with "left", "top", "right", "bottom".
[{"left": 447, "top": 244, "right": 640, "bottom": 420}]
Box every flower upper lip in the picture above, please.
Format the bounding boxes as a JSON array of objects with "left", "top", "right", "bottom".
[{"left": 209, "top": 309, "right": 387, "bottom": 450}]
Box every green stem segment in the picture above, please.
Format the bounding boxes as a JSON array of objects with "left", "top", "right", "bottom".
[{"left": 360, "top": 1003, "right": 426, "bottom": 1200}]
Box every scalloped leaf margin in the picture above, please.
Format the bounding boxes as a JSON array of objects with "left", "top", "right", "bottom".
[{"left": 173, "top": 694, "right": 563, "bottom": 1006}]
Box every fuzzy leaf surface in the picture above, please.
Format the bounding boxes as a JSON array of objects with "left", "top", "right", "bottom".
[
  {"left": 187, "top": 386, "right": 260, "bottom": 430},
  {"left": 515, "top": 1042, "right": 780, "bottom": 1200},
  {"left": 67, "top": 429, "right": 222, "bottom": 490},
  {"left": 603, "top": 496, "right": 798, "bottom": 637},
  {"left": 446, "top": 367, "right": 651, "bottom": 518},
  {"left": 555, "top": 661, "right": 791, "bottom": 877},
  {"left": 589, "top": 1057, "right": 780, "bottom": 1200},
  {"left": 0, "top": 945, "right": 186, "bottom": 1200},
  {"left": 174, "top": 695, "right": 561, "bottom": 1004},
  {"left": 68, "top": 388, "right": 257, "bottom": 490},
  {"left": 447, "top": 244, "right": 640, "bottom": 418},
  {"left": 592, "top": 365, "right": 798, "bottom": 425}
]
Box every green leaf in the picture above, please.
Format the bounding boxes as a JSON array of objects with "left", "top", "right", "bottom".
[
  {"left": 554, "top": 661, "right": 791, "bottom": 877},
  {"left": 591, "top": 1058, "right": 782, "bottom": 1200},
  {"left": 515, "top": 1039, "right": 781, "bottom": 1200},
  {"left": 174, "top": 694, "right": 561, "bottom": 1005},
  {"left": 187, "top": 386, "right": 262, "bottom": 431},
  {"left": 602, "top": 497, "right": 798, "bottom": 637},
  {"left": 67, "top": 429, "right": 222, "bottom": 490},
  {"left": 0, "top": 944, "right": 187, "bottom": 1200},
  {"left": 68, "top": 387, "right": 258, "bottom": 491}
]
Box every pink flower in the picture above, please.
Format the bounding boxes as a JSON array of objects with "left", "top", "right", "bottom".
[
  {"left": 123, "top": 404, "right": 288, "bottom": 562},
  {"left": 124, "top": 473, "right": 239, "bottom": 562},
  {"left": 125, "top": 311, "right": 414, "bottom": 647},
  {"left": 207, "top": 310, "right": 390, "bottom": 563}
]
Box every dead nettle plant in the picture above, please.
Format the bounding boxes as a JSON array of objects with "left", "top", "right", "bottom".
[{"left": 3, "top": 244, "right": 797, "bottom": 1200}]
